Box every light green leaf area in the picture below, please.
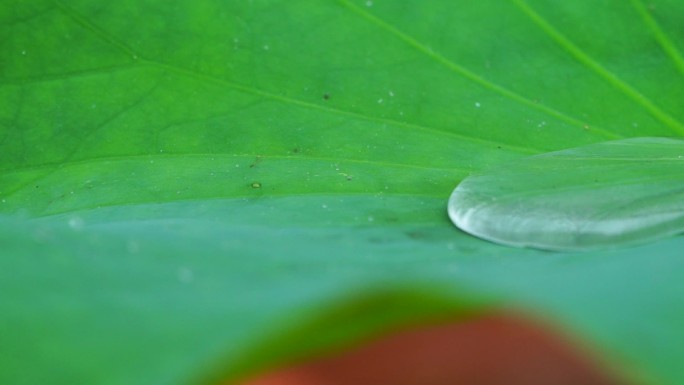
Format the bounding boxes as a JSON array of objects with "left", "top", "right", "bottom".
[
  {"left": 449, "top": 137, "right": 684, "bottom": 251},
  {"left": 2, "top": 1, "right": 684, "bottom": 384}
]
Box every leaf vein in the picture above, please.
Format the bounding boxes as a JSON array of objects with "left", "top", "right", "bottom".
[
  {"left": 510, "top": 0, "right": 684, "bottom": 135},
  {"left": 34, "top": 191, "right": 446, "bottom": 218},
  {"left": 1, "top": 83, "right": 161, "bottom": 199},
  {"left": 142, "top": 60, "right": 538, "bottom": 154},
  {"left": 0, "top": 63, "right": 142, "bottom": 87},
  {"left": 630, "top": 0, "right": 684, "bottom": 76},
  {"left": 1, "top": 153, "right": 468, "bottom": 177},
  {"left": 52, "top": 0, "right": 140, "bottom": 61},
  {"left": 335, "top": 0, "right": 621, "bottom": 140},
  {"left": 27, "top": 2, "right": 543, "bottom": 155}
]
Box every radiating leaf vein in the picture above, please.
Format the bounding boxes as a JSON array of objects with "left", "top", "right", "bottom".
[
  {"left": 630, "top": 0, "right": 684, "bottom": 76},
  {"left": 3, "top": 83, "right": 161, "bottom": 198},
  {"left": 50, "top": 0, "right": 586, "bottom": 154},
  {"left": 510, "top": 0, "right": 684, "bottom": 135},
  {"left": 335, "top": 0, "right": 620, "bottom": 140},
  {"left": 1, "top": 152, "right": 466, "bottom": 177}
]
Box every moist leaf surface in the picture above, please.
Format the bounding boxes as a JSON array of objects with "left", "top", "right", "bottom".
[{"left": 2, "top": 1, "right": 684, "bottom": 384}]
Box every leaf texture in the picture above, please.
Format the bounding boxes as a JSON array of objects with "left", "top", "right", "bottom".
[{"left": 2, "top": 1, "right": 684, "bottom": 384}]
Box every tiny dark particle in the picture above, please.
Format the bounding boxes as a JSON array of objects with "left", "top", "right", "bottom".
[{"left": 323, "top": 94, "right": 330, "bottom": 100}]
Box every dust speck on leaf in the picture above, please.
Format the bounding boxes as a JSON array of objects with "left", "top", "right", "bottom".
[{"left": 251, "top": 182, "right": 262, "bottom": 189}]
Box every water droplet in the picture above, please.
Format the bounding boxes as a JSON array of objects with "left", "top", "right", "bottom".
[
  {"left": 378, "top": 98, "right": 383, "bottom": 104},
  {"left": 475, "top": 102, "right": 481, "bottom": 108},
  {"left": 448, "top": 137, "right": 684, "bottom": 251},
  {"left": 389, "top": 90, "right": 395, "bottom": 97},
  {"left": 365, "top": 0, "right": 373, "bottom": 6}
]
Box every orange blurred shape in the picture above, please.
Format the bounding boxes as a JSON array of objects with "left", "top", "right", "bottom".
[{"left": 240, "top": 313, "right": 626, "bottom": 385}]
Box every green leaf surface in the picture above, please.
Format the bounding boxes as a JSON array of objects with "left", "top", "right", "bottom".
[
  {"left": 2, "top": 0, "right": 684, "bottom": 384},
  {"left": 448, "top": 137, "right": 684, "bottom": 251}
]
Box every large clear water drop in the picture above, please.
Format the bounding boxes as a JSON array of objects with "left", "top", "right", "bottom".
[{"left": 448, "top": 137, "right": 684, "bottom": 251}]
